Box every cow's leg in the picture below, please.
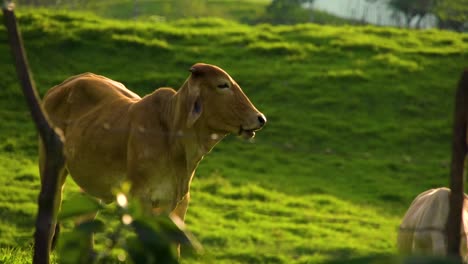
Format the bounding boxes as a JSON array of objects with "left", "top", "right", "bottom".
[
  {"left": 50, "top": 170, "right": 68, "bottom": 250},
  {"left": 172, "top": 193, "right": 190, "bottom": 221},
  {"left": 39, "top": 140, "right": 68, "bottom": 251},
  {"left": 171, "top": 193, "right": 190, "bottom": 257}
]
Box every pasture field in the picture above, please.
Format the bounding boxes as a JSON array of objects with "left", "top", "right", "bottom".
[
  {"left": 18, "top": 0, "right": 353, "bottom": 25},
  {"left": 19, "top": 0, "right": 270, "bottom": 22},
  {"left": 1, "top": 9, "right": 468, "bottom": 263}
]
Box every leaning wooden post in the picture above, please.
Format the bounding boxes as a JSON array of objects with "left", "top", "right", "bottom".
[
  {"left": 2, "top": 2, "right": 65, "bottom": 264},
  {"left": 447, "top": 69, "right": 468, "bottom": 260}
]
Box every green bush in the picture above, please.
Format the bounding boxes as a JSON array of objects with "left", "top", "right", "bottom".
[{"left": 58, "top": 189, "right": 200, "bottom": 263}]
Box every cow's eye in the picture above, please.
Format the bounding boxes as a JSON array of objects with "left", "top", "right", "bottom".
[{"left": 217, "top": 83, "right": 229, "bottom": 89}]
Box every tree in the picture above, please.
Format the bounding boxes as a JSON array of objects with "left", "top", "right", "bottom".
[
  {"left": 434, "top": 0, "right": 468, "bottom": 31},
  {"left": 263, "top": 0, "right": 315, "bottom": 25},
  {"left": 387, "top": 0, "right": 437, "bottom": 28}
]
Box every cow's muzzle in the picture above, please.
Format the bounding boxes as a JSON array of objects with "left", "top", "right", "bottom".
[{"left": 239, "top": 113, "right": 267, "bottom": 139}]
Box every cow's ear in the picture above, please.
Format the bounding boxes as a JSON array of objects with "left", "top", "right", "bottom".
[
  {"left": 189, "top": 64, "right": 205, "bottom": 78},
  {"left": 186, "top": 83, "right": 202, "bottom": 128}
]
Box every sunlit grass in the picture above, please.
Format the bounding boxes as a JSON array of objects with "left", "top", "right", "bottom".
[{"left": 0, "top": 9, "right": 467, "bottom": 263}]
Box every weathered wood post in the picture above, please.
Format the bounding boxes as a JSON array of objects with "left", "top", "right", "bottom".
[
  {"left": 447, "top": 69, "right": 468, "bottom": 260},
  {"left": 2, "top": 2, "right": 65, "bottom": 264}
]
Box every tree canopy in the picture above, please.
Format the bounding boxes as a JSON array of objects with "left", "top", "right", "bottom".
[
  {"left": 433, "top": 0, "right": 468, "bottom": 30},
  {"left": 387, "top": 0, "right": 436, "bottom": 27},
  {"left": 386, "top": 0, "right": 467, "bottom": 30},
  {"left": 262, "top": 0, "right": 315, "bottom": 25}
]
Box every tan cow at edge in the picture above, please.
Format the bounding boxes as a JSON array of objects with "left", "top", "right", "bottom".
[
  {"left": 39, "top": 63, "right": 266, "bottom": 251},
  {"left": 397, "top": 187, "right": 468, "bottom": 257}
]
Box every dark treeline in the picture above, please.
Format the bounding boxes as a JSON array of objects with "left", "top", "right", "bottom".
[{"left": 385, "top": 0, "right": 467, "bottom": 30}]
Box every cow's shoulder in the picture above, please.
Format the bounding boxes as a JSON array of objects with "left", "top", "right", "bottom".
[
  {"left": 400, "top": 188, "right": 449, "bottom": 227},
  {"left": 135, "top": 87, "right": 176, "bottom": 111},
  {"left": 127, "top": 87, "right": 176, "bottom": 124}
]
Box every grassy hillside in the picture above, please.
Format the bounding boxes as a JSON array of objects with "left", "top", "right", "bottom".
[
  {"left": 18, "top": 0, "right": 355, "bottom": 26},
  {"left": 1, "top": 9, "right": 467, "bottom": 263},
  {"left": 18, "top": 0, "right": 270, "bottom": 23}
]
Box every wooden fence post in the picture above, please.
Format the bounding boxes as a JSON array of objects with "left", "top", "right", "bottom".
[
  {"left": 2, "top": 2, "right": 65, "bottom": 264},
  {"left": 447, "top": 69, "right": 468, "bottom": 260}
]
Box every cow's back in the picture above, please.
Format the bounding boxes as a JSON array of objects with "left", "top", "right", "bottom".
[
  {"left": 41, "top": 73, "right": 142, "bottom": 200},
  {"left": 398, "top": 188, "right": 450, "bottom": 254},
  {"left": 397, "top": 187, "right": 468, "bottom": 256},
  {"left": 43, "top": 73, "right": 141, "bottom": 132}
]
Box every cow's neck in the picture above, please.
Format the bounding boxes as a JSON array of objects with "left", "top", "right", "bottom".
[
  {"left": 169, "top": 88, "right": 227, "bottom": 173},
  {"left": 185, "top": 120, "right": 226, "bottom": 166},
  {"left": 156, "top": 89, "right": 226, "bottom": 202}
]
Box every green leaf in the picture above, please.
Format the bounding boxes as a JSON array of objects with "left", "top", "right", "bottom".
[
  {"left": 76, "top": 219, "right": 105, "bottom": 234},
  {"left": 126, "top": 236, "right": 155, "bottom": 264},
  {"left": 130, "top": 218, "right": 179, "bottom": 264},
  {"left": 57, "top": 230, "right": 95, "bottom": 264},
  {"left": 126, "top": 196, "right": 144, "bottom": 218},
  {"left": 131, "top": 218, "right": 167, "bottom": 248},
  {"left": 59, "top": 193, "right": 103, "bottom": 220}
]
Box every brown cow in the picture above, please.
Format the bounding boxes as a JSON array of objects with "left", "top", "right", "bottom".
[
  {"left": 397, "top": 188, "right": 468, "bottom": 257},
  {"left": 39, "top": 63, "right": 266, "bottom": 251}
]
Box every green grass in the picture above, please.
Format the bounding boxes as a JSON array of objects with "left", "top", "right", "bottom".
[
  {"left": 18, "top": 0, "right": 357, "bottom": 26},
  {"left": 21, "top": 0, "right": 270, "bottom": 23},
  {"left": 0, "top": 9, "right": 467, "bottom": 263}
]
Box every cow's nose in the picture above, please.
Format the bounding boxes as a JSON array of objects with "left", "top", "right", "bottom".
[{"left": 257, "top": 114, "right": 267, "bottom": 127}]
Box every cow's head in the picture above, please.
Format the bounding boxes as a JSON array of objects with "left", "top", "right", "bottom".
[{"left": 184, "top": 63, "right": 266, "bottom": 139}]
